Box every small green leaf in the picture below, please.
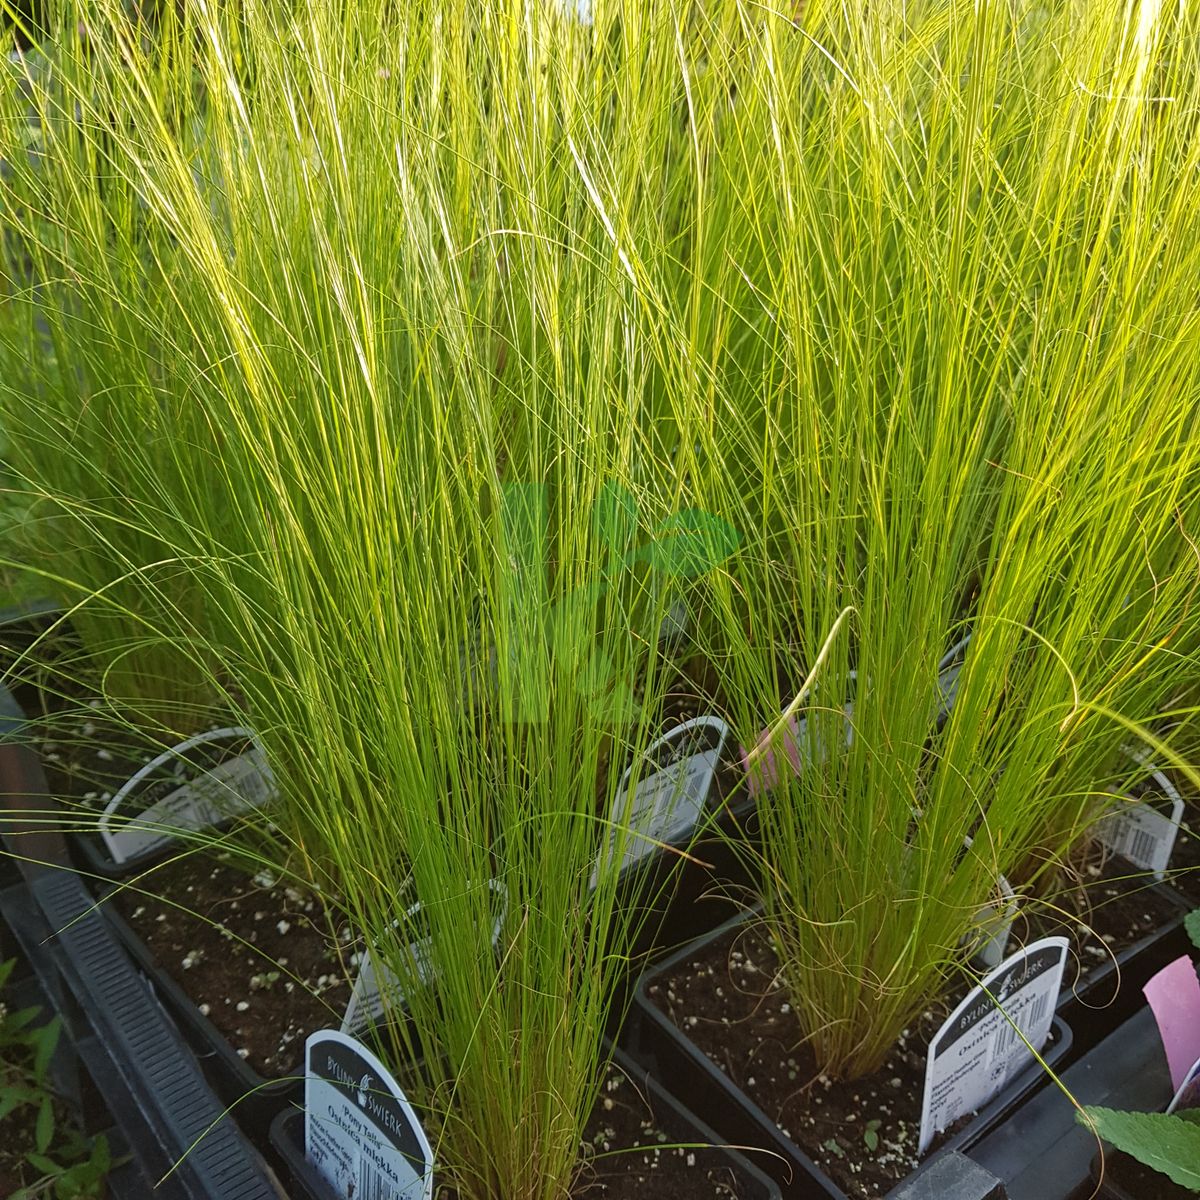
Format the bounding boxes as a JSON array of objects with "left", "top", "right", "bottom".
[
  {"left": 35, "top": 1094, "right": 56, "bottom": 1153},
  {"left": 864, "top": 1118, "right": 882, "bottom": 1153},
  {"left": 0, "top": 1085, "right": 38, "bottom": 1120},
  {"left": 88, "top": 1132, "right": 111, "bottom": 1177},
  {"left": 1185, "top": 908, "right": 1200, "bottom": 952},
  {"left": 0, "top": 957, "right": 16, "bottom": 994},
  {"left": 25, "top": 1151, "right": 61, "bottom": 1175},
  {"left": 52, "top": 1133, "right": 113, "bottom": 1198},
  {"left": 4, "top": 1005, "right": 45, "bottom": 1033},
  {"left": 1080, "top": 1106, "right": 1200, "bottom": 1190},
  {"left": 33, "top": 1016, "right": 61, "bottom": 1083}
]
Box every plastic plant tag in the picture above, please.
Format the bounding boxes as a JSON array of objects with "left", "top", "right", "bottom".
[
  {"left": 1167, "top": 1054, "right": 1200, "bottom": 1114},
  {"left": 918, "top": 935, "right": 1068, "bottom": 1154},
  {"left": 305, "top": 1029, "right": 433, "bottom": 1200},
  {"left": 1144, "top": 955, "right": 1200, "bottom": 1092},
  {"left": 342, "top": 880, "right": 507, "bottom": 1038},
  {"left": 740, "top": 715, "right": 806, "bottom": 797},
  {"left": 1094, "top": 754, "right": 1184, "bottom": 881},
  {"left": 966, "top": 874, "right": 1018, "bottom": 971},
  {"left": 98, "top": 727, "right": 275, "bottom": 864},
  {"left": 341, "top": 901, "right": 428, "bottom": 1039},
  {"left": 740, "top": 679, "right": 855, "bottom": 795},
  {"left": 937, "top": 634, "right": 973, "bottom": 718},
  {"left": 591, "top": 716, "right": 729, "bottom": 888}
]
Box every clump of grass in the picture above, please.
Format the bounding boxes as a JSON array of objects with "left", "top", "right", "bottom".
[
  {"left": 0, "top": 2, "right": 736, "bottom": 1197},
  {"left": 678, "top": 0, "right": 1200, "bottom": 1078},
  {"left": 0, "top": 24, "right": 224, "bottom": 732}
]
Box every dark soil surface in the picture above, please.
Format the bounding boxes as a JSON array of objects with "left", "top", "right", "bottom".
[
  {"left": 573, "top": 1061, "right": 768, "bottom": 1199},
  {"left": 0, "top": 1100, "right": 43, "bottom": 1197},
  {"left": 117, "top": 861, "right": 768, "bottom": 1198},
  {"left": 36, "top": 704, "right": 174, "bottom": 817},
  {"left": 1164, "top": 815, "right": 1200, "bottom": 907},
  {"left": 1021, "top": 843, "right": 1185, "bottom": 999},
  {"left": 110, "top": 856, "right": 353, "bottom": 1078},
  {"left": 645, "top": 840, "right": 1176, "bottom": 1199},
  {"left": 646, "top": 920, "right": 973, "bottom": 1199}
]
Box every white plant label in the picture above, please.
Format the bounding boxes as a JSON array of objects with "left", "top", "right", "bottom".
[
  {"left": 342, "top": 881, "right": 507, "bottom": 1038},
  {"left": 98, "top": 727, "right": 275, "bottom": 864},
  {"left": 918, "top": 936, "right": 1067, "bottom": 1154},
  {"left": 305, "top": 1030, "right": 433, "bottom": 1200},
  {"left": 591, "top": 716, "right": 729, "bottom": 887},
  {"left": 341, "top": 903, "right": 431, "bottom": 1039},
  {"left": 1167, "top": 1053, "right": 1200, "bottom": 1115},
  {"left": 1095, "top": 757, "right": 1184, "bottom": 881},
  {"left": 968, "top": 874, "right": 1018, "bottom": 971}
]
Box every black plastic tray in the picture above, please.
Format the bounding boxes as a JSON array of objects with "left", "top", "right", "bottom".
[
  {"left": 102, "top": 899, "right": 303, "bottom": 1137},
  {"left": 0, "top": 679, "right": 286, "bottom": 1200},
  {"left": 967, "top": 1002, "right": 1175, "bottom": 1200}
]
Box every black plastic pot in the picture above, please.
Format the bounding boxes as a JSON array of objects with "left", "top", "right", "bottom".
[
  {"left": 625, "top": 909, "right": 1073, "bottom": 1200},
  {"left": 0, "top": 607, "right": 273, "bottom": 883},
  {"left": 97, "top": 793, "right": 765, "bottom": 1142},
  {"left": 966, "top": 1003, "right": 1173, "bottom": 1200},
  {"left": 269, "top": 1044, "right": 784, "bottom": 1200},
  {"left": 616, "top": 790, "right": 760, "bottom": 968},
  {"left": 0, "top": 679, "right": 287, "bottom": 1200}
]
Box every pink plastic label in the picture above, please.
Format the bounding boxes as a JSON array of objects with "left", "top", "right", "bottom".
[
  {"left": 1143, "top": 955, "right": 1200, "bottom": 1092},
  {"left": 739, "top": 716, "right": 805, "bottom": 796}
]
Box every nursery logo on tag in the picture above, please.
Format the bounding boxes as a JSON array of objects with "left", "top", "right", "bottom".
[
  {"left": 494, "top": 483, "right": 738, "bottom": 725},
  {"left": 306, "top": 1030, "right": 433, "bottom": 1200}
]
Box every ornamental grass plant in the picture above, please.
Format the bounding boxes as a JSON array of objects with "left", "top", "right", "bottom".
[
  {"left": 679, "top": 0, "right": 1200, "bottom": 1079},
  {"left": 0, "top": 35, "right": 225, "bottom": 730},
  {"left": 0, "top": 2, "right": 738, "bottom": 1197}
]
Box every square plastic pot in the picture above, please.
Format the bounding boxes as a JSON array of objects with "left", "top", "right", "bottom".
[
  {"left": 269, "top": 1044, "right": 784, "bottom": 1200},
  {"left": 625, "top": 909, "right": 1073, "bottom": 1200}
]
